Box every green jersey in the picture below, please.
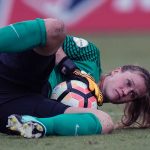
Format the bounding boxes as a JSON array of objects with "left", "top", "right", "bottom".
[
  {"left": 0, "top": 18, "right": 102, "bottom": 97},
  {"left": 49, "top": 35, "right": 102, "bottom": 90}
]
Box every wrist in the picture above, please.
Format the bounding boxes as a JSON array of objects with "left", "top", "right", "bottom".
[
  {"left": 57, "top": 56, "right": 78, "bottom": 76},
  {"left": 55, "top": 47, "right": 67, "bottom": 65}
]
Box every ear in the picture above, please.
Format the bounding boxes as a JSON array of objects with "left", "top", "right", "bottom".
[{"left": 111, "top": 67, "right": 121, "bottom": 76}]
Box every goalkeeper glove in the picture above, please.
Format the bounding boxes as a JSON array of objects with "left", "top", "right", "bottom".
[{"left": 57, "top": 56, "right": 103, "bottom": 106}]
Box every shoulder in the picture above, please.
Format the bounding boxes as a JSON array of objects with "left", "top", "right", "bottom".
[{"left": 62, "top": 35, "right": 100, "bottom": 62}]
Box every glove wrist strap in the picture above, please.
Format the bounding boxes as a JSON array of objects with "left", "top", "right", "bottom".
[{"left": 57, "top": 56, "right": 78, "bottom": 76}]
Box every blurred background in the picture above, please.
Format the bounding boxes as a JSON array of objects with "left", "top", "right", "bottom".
[
  {"left": 1, "top": 0, "right": 149, "bottom": 70},
  {"left": 0, "top": 0, "right": 150, "bottom": 117}
]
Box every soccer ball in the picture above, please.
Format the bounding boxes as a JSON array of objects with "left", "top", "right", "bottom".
[{"left": 50, "top": 80, "right": 98, "bottom": 109}]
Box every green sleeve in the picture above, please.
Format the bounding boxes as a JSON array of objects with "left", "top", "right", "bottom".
[
  {"left": 0, "top": 18, "right": 46, "bottom": 52},
  {"left": 48, "top": 35, "right": 102, "bottom": 90}
]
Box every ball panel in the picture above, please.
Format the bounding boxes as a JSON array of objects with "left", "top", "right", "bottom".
[
  {"left": 61, "top": 92, "right": 84, "bottom": 107},
  {"left": 88, "top": 96, "right": 98, "bottom": 108},
  {"left": 50, "top": 80, "right": 98, "bottom": 109},
  {"left": 71, "top": 80, "right": 90, "bottom": 94},
  {"left": 51, "top": 82, "right": 68, "bottom": 100}
]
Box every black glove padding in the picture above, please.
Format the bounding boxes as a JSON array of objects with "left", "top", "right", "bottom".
[{"left": 57, "top": 56, "right": 78, "bottom": 76}]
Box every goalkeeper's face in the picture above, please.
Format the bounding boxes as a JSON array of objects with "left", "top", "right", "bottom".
[{"left": 102, "top": 68, "right": 147, "bottom": 104}]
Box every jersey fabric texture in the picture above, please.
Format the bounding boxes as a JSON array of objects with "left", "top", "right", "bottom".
[{"left": 49, "top": 36, "right": 102, "bottom": 94}]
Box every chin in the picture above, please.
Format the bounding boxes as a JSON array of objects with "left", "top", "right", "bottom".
[
  {"left": 110, "top": 100, "right": 119, "bottom": 104},
  {"left": 107, "top": 96, "right": 119, "bottom": 104},
  {"left": 104, "top": 91, "right": 118, "bottom": 103}
]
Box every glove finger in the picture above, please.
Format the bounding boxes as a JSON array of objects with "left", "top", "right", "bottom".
[
  {"left": 87, "top": 78, "right": 101, "bottom": 101},
  {"left": 86, "top": 78, "right": 95, "bottom": 91},
  {"left": 93, "top": 84, "right": 99, "bottom": 97},
  {"left": 97, "top": 92, "right": 103, "bottom": 106},
  {"left": 89, "top": 81, "right": 103, "bottom": 105},
  {"left": 88, "top": 79, "right": 100, "bottom": 97}
]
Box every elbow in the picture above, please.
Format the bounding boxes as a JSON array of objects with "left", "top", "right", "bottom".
[{"left": 45, "top": 18, "right": 66, "bottom": 44}]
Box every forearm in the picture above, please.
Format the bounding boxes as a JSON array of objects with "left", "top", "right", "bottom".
[
  {"left": 0, "top": 18, "right": 46, "bottom": 52},
  {"left": 0, "top": 18, "right": 66, "bottom": 55}
]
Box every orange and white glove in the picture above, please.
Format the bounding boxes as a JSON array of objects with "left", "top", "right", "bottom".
[{"left": 73, "top": 70, "right": 103, "bottom": 106}]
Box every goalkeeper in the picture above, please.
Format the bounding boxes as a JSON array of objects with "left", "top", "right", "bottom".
[
  {"left": 0, "top": 18, "right": 150, "bottom": 137},
  {"left": 0, "top": 18, "right": 113, "bottom": 136}
]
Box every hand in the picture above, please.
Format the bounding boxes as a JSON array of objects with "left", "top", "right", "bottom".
[{"left": 73, "top": 70, "right": 103, "bottom": 106}]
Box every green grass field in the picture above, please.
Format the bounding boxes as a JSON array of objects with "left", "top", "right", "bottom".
[{"left": 1, "top": 34, "right": 150, "bottom": 150}]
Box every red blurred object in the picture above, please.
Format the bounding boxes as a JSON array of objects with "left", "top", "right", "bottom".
[{"left": 0, "top": 0, "right": 150, "bottom": 33}]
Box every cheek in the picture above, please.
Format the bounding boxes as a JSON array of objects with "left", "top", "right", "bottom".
[
  {"left": 104, "top": 81, "right": 123, "bottom": 101},
  {"left": 113, "top": 80, "right": 124, "bottom": 89},
  {"left": 105, "top": 80, "right": 117, "bottom": 92},
  {"left": 104, "top": 84, "right": 116, "bottom": 98},
  {"left": 107, "top": 81, "right": 119, "bottom": 90},
  {"left": 110, "top": 77, "right": 122, "bottom": 87}
]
